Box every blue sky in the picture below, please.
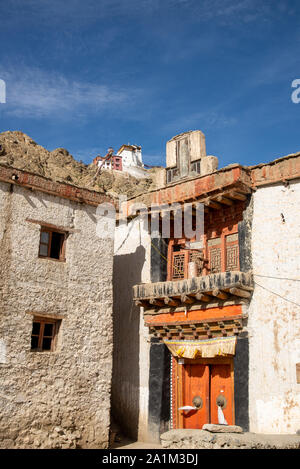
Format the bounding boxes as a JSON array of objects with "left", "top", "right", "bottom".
[{"left": 0, "top": 0, "right": 299, "bottom": 168}]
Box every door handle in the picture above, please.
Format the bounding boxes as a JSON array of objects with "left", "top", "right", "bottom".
[
  {"left": 216, "top": 395, "right": 227, "bottom": 409},
  {"left": 178, "top": 396, "right": 203, "bottom": 411}
]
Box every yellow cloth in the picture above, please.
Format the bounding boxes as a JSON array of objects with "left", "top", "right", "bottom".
[{"left": 164, "top": 336, "right": 237, "bottom": 359}]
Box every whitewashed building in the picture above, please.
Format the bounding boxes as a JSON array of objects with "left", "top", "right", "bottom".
[
  {"left": 112, "top": 130, "right": 300, "bottom": 443},
  {"left": 117, "top": 144, "right": 148, "bottom": 179}
]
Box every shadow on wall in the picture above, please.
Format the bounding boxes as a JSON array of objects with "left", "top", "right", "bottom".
[{"left": 111, "top": 245, "right": 146, "bottom": 440}]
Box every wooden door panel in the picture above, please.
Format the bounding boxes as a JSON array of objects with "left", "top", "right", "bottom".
[
  {"left": 210, "top": 364, "right": 234, "bottom": 425},
  {"left": 181, "top": 364, "right": 209, "bottom": 429}
]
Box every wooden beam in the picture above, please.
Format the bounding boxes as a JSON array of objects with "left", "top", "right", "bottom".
[
  {"left": 226, "top": 191, "right": 247, "bottom": 201},
  {"left": 181, "top": 294, "right": 195, "bottom": 304},
  {"left": 234, "top": 319, "right": 243, "bottom": 328},
  {"left": 135, "top": 299, "right": 149, "bottom": 308},
  {"left": 149, "top": 298, "right": 165, "bottom": 307},
  {"left": 164, "top": 297, "right": 180, "bottom": 307},
  {"left": 229, "top": 287, "right": 251, "bottom": 298},
  {"left": 212, "top": 289, "right": 229, "bottom": 300},
  {"left": 203, "top": 198, "right": 222, "bottom": 210},
  {"left": 194, "top": 292, "right": 211, "bottom": 302},
  {"left": 216, "top": 195, "right": 233, "bottom": 206}
]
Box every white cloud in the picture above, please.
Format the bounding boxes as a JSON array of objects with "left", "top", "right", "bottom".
[
  {"left": 163, "top": 110, "right": 237, "bottom": 135},
  {"left": 0, "top": 67, "right": 134, "bottom": 119},
  {"left": 0, "top": 0, "right": 280, "bottom": 28}
]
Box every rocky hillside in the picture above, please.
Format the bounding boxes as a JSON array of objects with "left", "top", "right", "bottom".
[{"left": 0, "top": 131, "right": 162, "bottom": 198}]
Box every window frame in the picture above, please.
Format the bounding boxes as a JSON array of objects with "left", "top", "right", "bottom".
[
  {"left": 38, "top": 226, "right": 66, "bottom": 262},
  {"left": 30, "top": 316, "right": 61, "bottom": 353}
]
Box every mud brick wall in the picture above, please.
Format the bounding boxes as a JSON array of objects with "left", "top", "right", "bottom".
[{"left": 0, "top": 181, "right": 114, "bottom": 449}]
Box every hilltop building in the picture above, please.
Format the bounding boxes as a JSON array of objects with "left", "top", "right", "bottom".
[{"left": 93, "top": 144, "right": 148, "bottom": 179}]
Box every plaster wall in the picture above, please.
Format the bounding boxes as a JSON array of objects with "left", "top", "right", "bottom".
[
  {"left": 0, "top": 182, "right": 114, "bottom": 448},
  {"left": 112, "top": 216, "right": 151, "bottom": 441},
  {"left": 248, "top": 180, "right": 300, "bottom": 434}
]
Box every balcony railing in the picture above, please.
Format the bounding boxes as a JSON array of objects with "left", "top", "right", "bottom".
[{"left": 133, "top": 270, "right": 253, "bottom": 311}]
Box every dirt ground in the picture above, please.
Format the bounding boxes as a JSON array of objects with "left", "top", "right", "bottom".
[{"left": 111, "top": 438, "right": 162, "bottom": 449}]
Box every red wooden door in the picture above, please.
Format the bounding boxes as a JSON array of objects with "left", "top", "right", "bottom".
[
  {"left": 177, "top": 361, "right": 234, "bottom": 429},
  {"left": 181, "top": 364, "right": 210, "bottom": 429},
  {"left": 210, "top": 364, "right": 234, "bottom": 425}
]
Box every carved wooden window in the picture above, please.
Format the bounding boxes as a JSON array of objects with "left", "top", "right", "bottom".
[
  {"left": 31, "top": 317, "right": 61, "bottom": 352},
  {"left": 172, "top": 252, "right": 186, "bottom": 279},
  {"left": 208, "top": 238, "right": 221, "bottom": 273},
  {"left": 226, "top": 233, "right": 239, "bottom": 271}
]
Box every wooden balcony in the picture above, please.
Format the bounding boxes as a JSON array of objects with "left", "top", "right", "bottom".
[{"left": 133, "top": 270, "right": 253, "bottom": 313}]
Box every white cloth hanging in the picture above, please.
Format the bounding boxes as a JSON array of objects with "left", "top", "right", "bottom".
[{"left": 218, "top": 405, "right": 228, "bottom": 425}]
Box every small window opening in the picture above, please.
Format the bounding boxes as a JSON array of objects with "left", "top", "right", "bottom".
[
  {"left": 39, "top": 228, "right": 66, "bottom": 261},
  {"left": 30, "top": 317, "right": 61, "bottom": 352}
]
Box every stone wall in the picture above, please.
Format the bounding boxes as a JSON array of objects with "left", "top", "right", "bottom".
[
  {"left": 248, "top": 179, "right": 300, "bottom": 434},
  {"left": 0, "top": 181, "right": 114, "bottom": 448}
]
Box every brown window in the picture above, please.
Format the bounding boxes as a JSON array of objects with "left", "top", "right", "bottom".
[
  {"left": 172, "top": 252, "right": 187, "bottom": 279},
  {"left": 225, "top": 233, "right": 239, "bottom": 271},
  {"left": 39, "top": 228, "right": 66, "bottom": 261},
  {"left": 31, "top": 317, "right": 61, "bottom": 352},
  {"left": 208, "top": 237, "right": 222, "bottom": 273}
]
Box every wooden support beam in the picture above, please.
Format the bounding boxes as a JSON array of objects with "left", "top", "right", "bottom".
[
  {"left": 194, "top": 292, "right": 211, "bottom": 302},
  {"left": 212, "top": 289, "right": 229, "bottom": 300},
  {"left": 164, "top": 297, "right": 180, "bottom": 307},
  {"left": 203, "top": 198, "right": 222, "bottom": 210},
  {"left": 181, "top": 294, "right": 195, "bottom": 304},
  {"left": 234, "top": 319, "right": 243, "bottom": 328},
  {"left": 135, "top": 299, "right": 149, "bottom": 308},
  {"left": 229, "top": 287, "right": 251, "bottom": 299},
  {"left": 149, "top": 298, "right": 165, "bottom": 307},
  {"left": 226, "top": 191, "right": 247, "bottom": 201},
  {"left": 216, "top": 195, "right": 233, "bottom": 206}
]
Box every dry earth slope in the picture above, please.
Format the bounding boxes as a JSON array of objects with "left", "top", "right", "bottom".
[{"left": 0, "top": 131, "right": 162, "bottom": 199}]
